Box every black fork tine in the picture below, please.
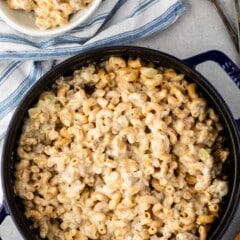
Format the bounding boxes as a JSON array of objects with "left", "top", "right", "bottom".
[
  {"left": 234, "top": 0, "right": 240, "bottom": 53},
  {"left": 209, "top": 0, "right": 239, "bottom": 52}
]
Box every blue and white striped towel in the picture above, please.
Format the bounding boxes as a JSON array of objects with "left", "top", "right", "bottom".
[{"left": 0, "top": 0, "right": 185, "bottom": 141}]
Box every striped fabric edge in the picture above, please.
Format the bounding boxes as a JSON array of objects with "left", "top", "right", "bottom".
[
  {"left": 0, "top": 62, "right": 42, "bottom": 119},
  {"left": 0, "top": 61, "right": 23, "bottom": 86},
  {"left": 127, "top": 0, "right": 158, "bottom": 18},
  {"left": 0, "top": 0, "right": 185, "bottom": 60}
]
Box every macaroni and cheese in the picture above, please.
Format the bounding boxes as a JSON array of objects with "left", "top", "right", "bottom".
[
  {"left": 5, "top": 0, "right": 93, "bottom": 29},
  {"left": 15, "top": 56, "right": 229, "bottom": 240}
]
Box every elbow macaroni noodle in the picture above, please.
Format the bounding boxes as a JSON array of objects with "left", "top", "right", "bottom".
[
  {"left": 15, "top": 56, "right": 229, "bottom": 239},
  {"left": 5, "top": 0, "right": 93, "bottom": 29}
]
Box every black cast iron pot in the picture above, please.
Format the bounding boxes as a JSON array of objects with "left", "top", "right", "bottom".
[{"left": 1, "top": 46, "right": 240, "bottom": 239}]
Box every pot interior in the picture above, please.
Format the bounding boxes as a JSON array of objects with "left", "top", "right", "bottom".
[{"left": 2, "top": 46, "right": 240, "bottom": 240}]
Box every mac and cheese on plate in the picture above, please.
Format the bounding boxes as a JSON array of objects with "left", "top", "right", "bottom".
[{"left": 5, "top": 0, "right": 93, "bottom": 29}]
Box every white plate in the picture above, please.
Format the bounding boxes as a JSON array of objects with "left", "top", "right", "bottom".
[{"left": 0, "top": 0, "right": 102, "bottom": 37}]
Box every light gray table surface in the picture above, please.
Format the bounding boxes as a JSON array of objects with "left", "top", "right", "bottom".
[{"left": 0, "top": 0, "right": 240, "bottom": 239}]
